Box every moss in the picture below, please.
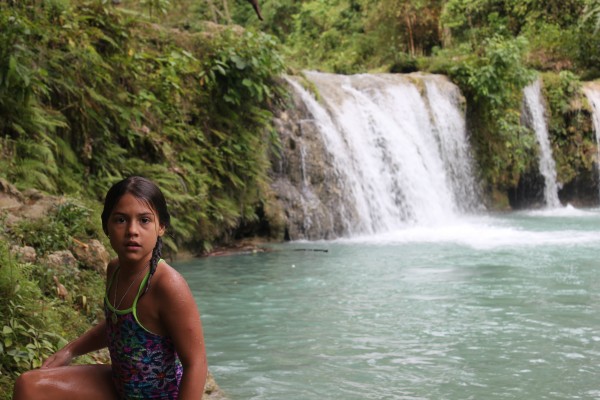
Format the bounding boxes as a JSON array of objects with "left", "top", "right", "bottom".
[{"left": 541, "top": 71, "right": 596, "bottom": 185}]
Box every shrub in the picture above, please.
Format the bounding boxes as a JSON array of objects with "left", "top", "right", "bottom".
[
  {"left": 448, "top": 35, "right": 537, "bottom": 189},
  {"left": 8, "top": 202, "right": 93, "bottom": 256}
]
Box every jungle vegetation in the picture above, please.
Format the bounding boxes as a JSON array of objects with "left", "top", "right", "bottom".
[
  {"left": 0, "top": 0, "right": 599, "bottom": 394},
  {"left": 1, "top": 0, "right": 599, "bottom": 246},
  {"left": 230, "top": 0, "right": 600, "bottom": 194}
]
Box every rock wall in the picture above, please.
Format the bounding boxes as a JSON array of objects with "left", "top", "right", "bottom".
[
  {"left": 270, "top": 76, "right": 600, "bottom": 237},
  {"left": 270, "top": 85, "right": 359, "bottom": 240}
]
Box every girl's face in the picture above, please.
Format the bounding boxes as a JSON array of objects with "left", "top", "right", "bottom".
[{"left": 107, "top": 193, "right": 165, "bottom": 266}]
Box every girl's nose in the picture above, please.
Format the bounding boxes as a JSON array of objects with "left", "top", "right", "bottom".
[{"left": 127, "top": 221, "right": 139, "bottom": 236}]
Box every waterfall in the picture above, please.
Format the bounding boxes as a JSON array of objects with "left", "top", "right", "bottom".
[
  {"left": 523, "top": 79, "right": 561, "bottom": 208},
  {"left": 273, "top": 72, "right": 482, "bottom": 240},
  {"left": 583, "top": 83, "right": 600, "bottom": 197}
]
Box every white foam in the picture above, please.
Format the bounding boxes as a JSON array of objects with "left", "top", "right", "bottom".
[
  {"left": 333, "top": 213, "right": 600, "bottom": 249},
  {"left": 520, "top": 203, "right": 597, "bottom": 217}
]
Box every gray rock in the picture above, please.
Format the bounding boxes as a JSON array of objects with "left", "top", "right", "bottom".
[
  {"left": 42, "top": 250, "right": 80, "bottom": 278},
  {"left": 72, "top": 239, "right": 110, "bottom": 276},
  {"left": 10, "top": 245, "right": 37, "bottom": 263}
]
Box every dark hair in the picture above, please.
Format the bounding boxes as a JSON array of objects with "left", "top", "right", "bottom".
[{"left": 101, "top": 176, "right": 170, "bottom": 294}]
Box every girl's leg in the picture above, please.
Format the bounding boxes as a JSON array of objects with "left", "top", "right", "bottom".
[{"left": 12, "top": 364, "right": 118, "bottom": 400}]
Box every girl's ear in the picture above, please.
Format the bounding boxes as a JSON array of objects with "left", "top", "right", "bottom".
[{"left": 158, "top": 224, "right": 166, "bottom": 237}]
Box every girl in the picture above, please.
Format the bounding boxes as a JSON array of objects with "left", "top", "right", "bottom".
[{"left": 13, "top": 176, "right": 207, "bottom": 399}]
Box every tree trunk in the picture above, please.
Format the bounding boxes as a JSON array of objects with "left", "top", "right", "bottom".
[{"left": 404, "top": 13, "right": 415, "bottom": 56}]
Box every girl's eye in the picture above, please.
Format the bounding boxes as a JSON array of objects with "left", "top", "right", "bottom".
[
  {"left": 115, "top": 216, "right": 126, "bottom": 223},
  {"left": 141, "top": 217, "right": 151, "bottom": 224}
]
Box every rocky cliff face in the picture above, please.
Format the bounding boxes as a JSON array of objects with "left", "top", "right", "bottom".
[
  {"left": 269, "top": 75, "right": 600, "bottom": 239},
  {"left": 269, "top": 72, "right": 482, "bottom": 240},
  {"left": 270, "top": 85, "right": 359, "bottom": 240},
  {"left": 509, "top": 81, "right": 600, "bottom": 209}
]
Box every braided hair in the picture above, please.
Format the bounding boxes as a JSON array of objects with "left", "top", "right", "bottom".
[
  {"left": 101, "top": 176, "right": 171, "bottom": 295},
  {"left": 146, "top": 234, "right": 163, "bottom": 294}
]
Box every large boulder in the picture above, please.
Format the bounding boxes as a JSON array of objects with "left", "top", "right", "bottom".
[
  {"left": 41, "top": 250, "right": 80, "bottom": 278},
  {"left": 269, "top": 83, "right": 359, "bottom": 240},
  {"left": 10, "top": 245, "right": 37, "bottom": 264},
  {"left": 72, "top": 239, "right": 110, "bottom": 276},
  {"left": 0, "top": 180, "right": 66, "bottom": 228},
  {"left": 0, "top": 178, "right": 25, "bottom": 226}
]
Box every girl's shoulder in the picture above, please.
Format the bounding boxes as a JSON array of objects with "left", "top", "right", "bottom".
[
  {"left": 153, "top": 260, "right": 190, "bottom": 295},
  {"left": 148, "top": 261, "right": 195, "bottom": 318},
  {"left": 156, "top": 259, "right": 178, "bottom": 278}
]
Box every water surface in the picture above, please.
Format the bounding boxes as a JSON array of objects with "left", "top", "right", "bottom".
[{"left": 175, "top": 208, "right": 600, "bottom": 399}]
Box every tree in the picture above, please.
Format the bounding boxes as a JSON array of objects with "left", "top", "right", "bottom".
[{"left": 584, "top": 0, "right": 600, "bottom": 32}]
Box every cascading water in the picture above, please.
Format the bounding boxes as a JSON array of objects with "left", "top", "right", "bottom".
[
  {"left": 274, "top": 71, "right": 482, "bottom": 240},
  {"left": 583, "top": 83, "right": 600, "bottom": 197},
  {"left": 522, "top": 79, "right": 561, "bottom": 208}
]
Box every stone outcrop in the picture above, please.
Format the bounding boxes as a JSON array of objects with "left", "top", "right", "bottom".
[
  {"left": 0, "top": 178, "right": 65, "bottom": 227},
  {"left": 204, "top": 371, "right": 228, "bottom": 399},
  {"left": 72, "top": 239, "right": 110, "bottom": 276},
  {"left": 10, "top": 245, "right": 37, "bottom": 263},
  {"left": 41, "top": 250, "right": 80, "bottom": 278},
  {"left": 270, "top": 80, "right": 359, "bottom": 240}
]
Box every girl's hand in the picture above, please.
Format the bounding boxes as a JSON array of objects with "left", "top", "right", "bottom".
[
  {"left": 39, "top": 320, "right": 109, "bottom": 369},
  {"left": 41, "top": 347, "right": 74, "bottom": 368}
]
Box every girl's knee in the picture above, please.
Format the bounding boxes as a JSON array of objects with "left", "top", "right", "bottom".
[
  {"left": 14, "top": 365, "right": 117, "bottom": 400},
  {"left": 13, "top": 370, "right": 39, "bottom": 399},
  {"left": 13, "top": 368, "right": 54, "bottom": 400}
]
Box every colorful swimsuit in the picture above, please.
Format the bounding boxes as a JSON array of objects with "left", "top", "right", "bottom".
[{"left": 104, "top": 263, "right": 183, "bottom": 399}]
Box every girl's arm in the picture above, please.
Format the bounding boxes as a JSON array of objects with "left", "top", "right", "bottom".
[
  {"left": 157, "top": 268, "right": 208, "bottom": 399},
  {"left": 41, "top": 319, "right": 108, "bottom": 368}
]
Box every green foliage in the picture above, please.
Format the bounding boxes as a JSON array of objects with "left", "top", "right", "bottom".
[
  {"left": 541, "top": 71, "right": 596, "bottom": 183},
  {"left": 1, "top": 302, "right": 63, "bottom": 371},
  {"left": 10, "top": 219, "right": 72, "bottom": 256},
  {"left": 228, "top": 0, "right": 599, "bottom": 79},
  {"left": 0, "top": 1, "right": 287, "bottom": 249},
  {"left": 231, "top": 0, "right": 445, "bottom": 73},
  {"left": 0, "top": 233, "right": 106, "bottom": 395},
  {"left": 577, "top": 0, "right": 600, "bottom": 79},
  {"left": 0, "top": 242, "right": 65, "bottom": 375},
  {"left": 299, "top": 1, "right": 365, "bottom": 72},
  {"left": 0, "top": 8, "right": 68, "bottom": 192},
  {"left": 367, "top": 0, "right": 443, "bottom": 58},
  {"left": 441, "top": 0, "right": 587, "bottom": 44},
  {"left": 0, "top": 374, "right": 11, "bottom": 400},
  {"left": 584, "top": 0, "right": 600, "bottom": 32},
  {"left": 447, "top": 35, "right": 537, "bottom": 188},
  {"left": 54, "top": 202, "right": 93, "bottom": 238},
  {"left": 200, "top": 30, "right": 284, "bottom": 106},
  {"left": 449, "top": 36, "right": 534, "bottom": 104},
  {"left": 435, "top": 0, "right": 599, "bottom": 79},
  {"left": 173, "top": 28, "right": 287, "bottom": 244},
  {"left": 142, "top": 0, "right": 171, "bottom": 16},
  {"left": 8, "top": 202, "right": 92, "bottom": 255},
  {"left": 543, "top": 71, "right": 582, "bottom": 127},
  {"left": 522, "top": 23, "right": 575, "bottom": 71}
]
